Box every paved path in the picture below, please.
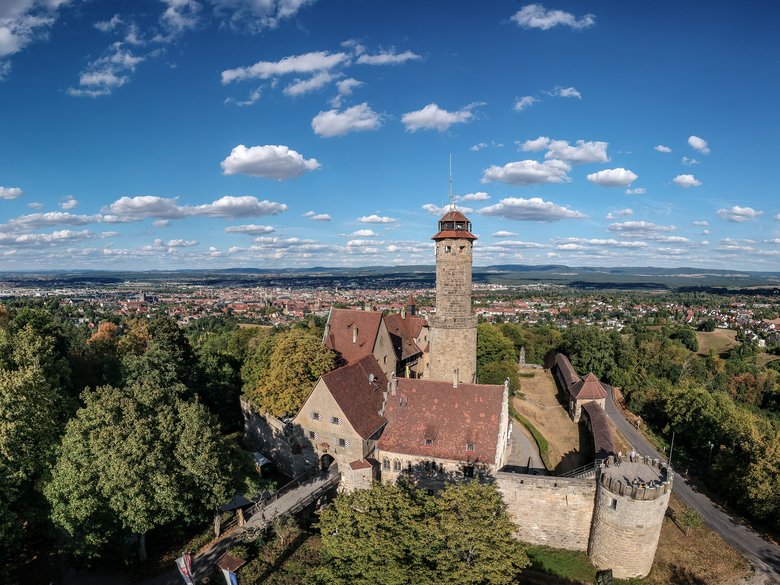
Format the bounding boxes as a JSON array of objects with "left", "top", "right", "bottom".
[
  {"left": 603, "top": 386, "right": 780, "bottom": 582},
  {"left": 504, "top": 421, "right": 545, "bottom": 473}
]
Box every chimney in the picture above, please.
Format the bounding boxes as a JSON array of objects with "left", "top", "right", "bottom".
[
  {"left": 388, "top": 373, "right": 397, "bottom": 396},
  {"left": 453, "top": 368, "right": 459, "bottom": 389},
  {"left": 352, "top": 326, "right": 358, "bottom": 344},
  {"left": 401, "top": 307, "right": 406, "bottom": 320}
]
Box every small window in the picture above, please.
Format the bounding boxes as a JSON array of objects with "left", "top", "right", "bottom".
[
  {"left": 467, "top": 443, "right": 475, "bottom": 452},
  {"left": 611, "top": 498, "right": 618, "bottom": 510},
  {"left": 393, "top": 459, "right": 401, "bottom": 471},
  {"left": 311, "top": 412, "right": 320, "bottom": 421},
  {"left": 463, "top": 465, "right": 474, "bottom": 478},
  {"left": 308, "top": 430, "right": 318, "bottom": 440},
  {"left": 460, "top": 245, "right": 466, "bottom": 252},
  {"left": 330, "top": 416, "right": 341, "bottom": 425},
  {"left": 444, "top": 245, "right": 452, "bottom": 253},
  {"left": 338, "top": 438, "right": 347, "bottom": 448},
  {"left": 383, "top": 458, "right": 390, "bottom": 470},
  {"left": 425, "top": 438, "right": 433, "bottom": 446},
  {"left": 383, "top": 355, "right": 387, "bottom": 364}
]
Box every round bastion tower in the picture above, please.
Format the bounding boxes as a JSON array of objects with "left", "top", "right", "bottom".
[
  {"left": 428, "top": 208, "right": 478, "bottom": 384},
  {"left": 588, "top": 456, "right": 674, "bottom": 579}
]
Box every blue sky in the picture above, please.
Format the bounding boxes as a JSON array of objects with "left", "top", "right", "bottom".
[{"left": 1, "top": 0, "right": 779, "bottom": 271}]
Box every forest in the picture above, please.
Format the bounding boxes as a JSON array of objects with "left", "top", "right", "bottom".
[
  {"left": 476, "top": 319, "right": 780, "bottom": 531},
  {"left": 1, "top": 298, "right": 778, "bottom": 583}
]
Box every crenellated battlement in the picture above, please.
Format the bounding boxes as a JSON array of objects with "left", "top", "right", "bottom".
[{"left": 598, "top": 455, "right": 673, "bottom": 501}]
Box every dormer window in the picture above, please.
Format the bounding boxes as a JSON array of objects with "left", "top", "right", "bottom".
[
  {"left": 425, "top": 438, "right": 434, "bottom": 446},
  {"left": 467, "top": 443, "right": 475, "bottom": 452}
]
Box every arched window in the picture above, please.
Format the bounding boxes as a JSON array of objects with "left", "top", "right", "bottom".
[
  {"left": 382, "top": 458, "right": 390, "bottom": 470},
  {"left": 393, "top": 459, "right": 401, "bottom": 471}
]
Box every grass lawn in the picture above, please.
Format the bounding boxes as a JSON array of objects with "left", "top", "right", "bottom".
[{"left": 695, "top": 329, "right": 739, "bottom": 356}]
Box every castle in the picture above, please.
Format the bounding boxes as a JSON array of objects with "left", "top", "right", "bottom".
[{"left": 243, "top": 203, "right": 672, "bottom": 579}]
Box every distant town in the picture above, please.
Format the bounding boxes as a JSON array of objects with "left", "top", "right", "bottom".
[{"left": 3, "top": 271, "right": 778, "bottom": 349}]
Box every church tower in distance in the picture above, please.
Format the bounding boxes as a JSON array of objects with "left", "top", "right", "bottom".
[{"left": 428, "top": 207, "right": 478, "bottom": 384}]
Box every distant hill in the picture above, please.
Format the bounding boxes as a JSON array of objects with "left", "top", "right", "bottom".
[{"left": 1, "top": 264, "right": 779, "bottom": 291}]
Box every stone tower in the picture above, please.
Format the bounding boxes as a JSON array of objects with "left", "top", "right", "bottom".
[
  {"left": 428, "top": 208, "right": 478, "bottom": 383},
  {"left": 588, "top": 457, "right": 673, "bottom": 578}
]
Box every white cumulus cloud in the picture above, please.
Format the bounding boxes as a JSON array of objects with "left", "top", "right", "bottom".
[
  {"left": 102, "top": 195, "right": 288, "bottom": 221},
  {"left": 312, "top": 103, "right": 382, "bottom": 137},
  {"left": 401, "top": 102, "right": 481, "bottom": 132},
  {"left": 283, "top": 71, "right": 337, "bottom": 96},
  {"left": 225, "top": 224, "right": 275, "bottom": 235},
  {"left": 60, "top": 196, "right": 78, "bottom": 210},
  {"left": 606, "top": 208, "right": 634, "bottom": 220},
  {"left": 0, "top": 186, "right": 23, "bottom": 199},
  {"left": 545, "top": 139, "right": 608, "bottom": 163},
  {"left": 716, "top": 206, "right": 763, "bottom": 222},
  {"left": 520, "top": 136, "right": 550, "bottom": 151},
  {"left": 459, "top": 192, "right": 490, "bottom": 202},
  {"left": 550, "top": 86, "right": 581, "bottom": 99},
  {"left": 482, "top": 159, "right": 571, "bottom": 185},
  {"left": 688, "top": 135, "right": 710, "bottom": 155},
  {"left": 607, "top": 221, "right": 676, "bottom": 233},
  {"left": 513, "top": 96, "right": 538, "bottom": 111},
  {"left": 478, "top": 197, "right": 585, "bottom": 222},
  {"left": 220, "top": 144, "right": 320, "bottom": 179},
  {"left": 654, "top": 145, "right": 672, "bottom": 153},
  {"left": 625, "top": 187, "right": 646, "bottom": 195},
  {"left": 356, "top": 49, "right": 421, "bottom": 65},
  {"left": 510, "top": 4, "right": 595, "bottom": 30},
  {"left": 358, "top": 214, "right": 397, "bottom": 223},
  {"left": 587, "top": 167, "right": 638, "bottom": 187},
  {"left": 673, "top": 174, "right": 702, "bottom": 187},
  {"left": 221, "top": 50, "right": 349, "bottom": 84}
]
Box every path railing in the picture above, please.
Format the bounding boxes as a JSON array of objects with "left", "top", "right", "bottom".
[
  {"left": 558, "top": 459, "right": 603, "bottom": 479},
  {"left": 246, "top": 465, "right": 340, "bottom": 524}
]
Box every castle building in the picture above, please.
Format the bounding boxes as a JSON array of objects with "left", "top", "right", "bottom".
[
  {"left": 428, "top": 208, "right": 478, "bottom": 384},
  {"left": 242, "top": 192, "right": 670, "bottom": 580}
]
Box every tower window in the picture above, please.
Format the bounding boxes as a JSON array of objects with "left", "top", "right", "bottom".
[
  {"left": 444, "top": 245, "right": 452, "bottom": 253},
  {"left": 610, "top": 498, "right": 618, "bottom": 510}
]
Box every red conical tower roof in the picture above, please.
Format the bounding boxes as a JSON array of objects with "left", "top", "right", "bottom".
[{"left": 432, "top": 207, "right": 477, "bottom": 241}]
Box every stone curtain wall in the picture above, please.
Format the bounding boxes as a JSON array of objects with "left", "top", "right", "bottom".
[
  {"left": 495, "top": 472, "right": 596, "bottom": 551},
  {"left": 241, "top": 399, "right": 316, "bottom": 477}
]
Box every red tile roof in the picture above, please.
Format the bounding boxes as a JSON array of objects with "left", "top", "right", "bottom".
[
  {"left": 581, "top": 401, "right": 615, "bottom": 458},
  {"left": 321, "top": 355, "right": 388, "bottom": 439},
  {"left": 569, "top": 372, "right": 608, "bottom": 400},
  {"left": 384, "top": 313, "right": 426, "bottom": 360},
  {"left": 324, "top": 308, "right": 383, "bottom": 364},
  {"left": 377, "top": 378, "right": 504, "bottom": 464},
  {"left": 555, "top": 353, "right": 580, "bottom": 387},
  {"left": 349, "top": 458, "right": 373, "bottom": 470},
  {"left": 431, "top": 229, "right": 477, "bottom": 241},
  {"left": 439, "top": 209, "right": 471, "bottom": 222}
]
